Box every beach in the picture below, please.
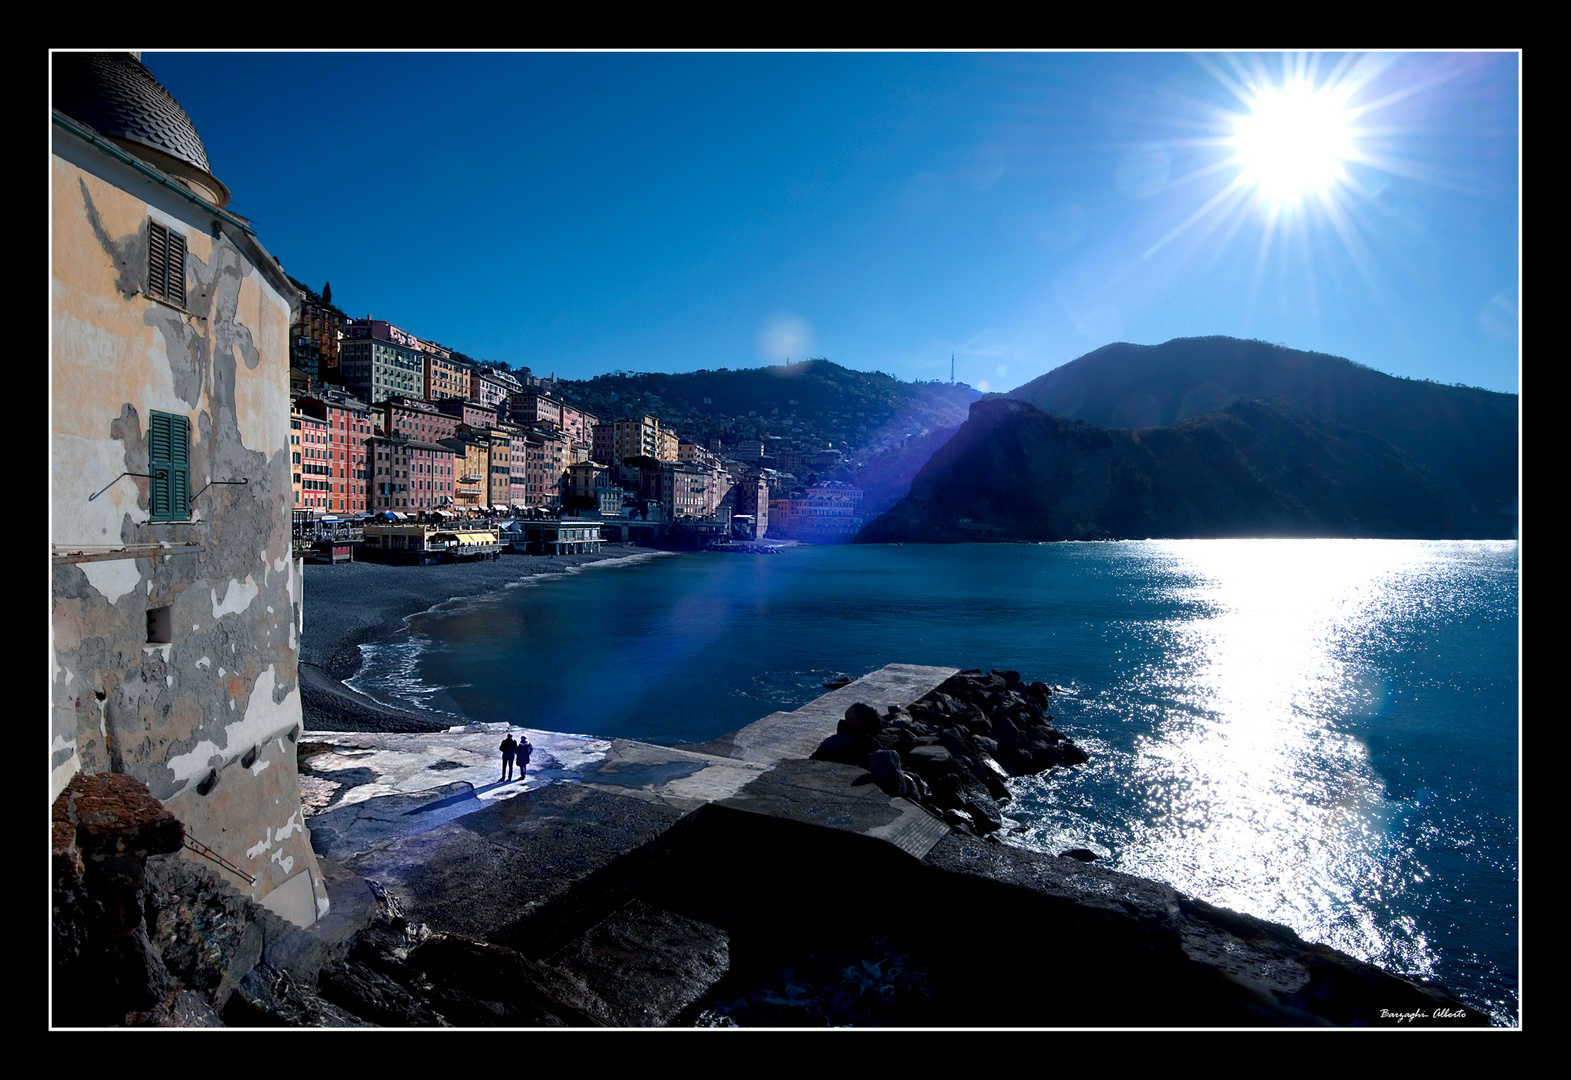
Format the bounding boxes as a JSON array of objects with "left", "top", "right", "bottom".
[{"left": 297, "top": 545, "right": 644, "bottom": 732}]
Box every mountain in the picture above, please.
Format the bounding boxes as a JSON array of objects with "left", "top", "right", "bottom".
[
  {"left": 1003, "top": 336, "right": 1517, "bottom": 537},
  {"left": 858, "top": 338, "right": 1517, "bottom": 543}
]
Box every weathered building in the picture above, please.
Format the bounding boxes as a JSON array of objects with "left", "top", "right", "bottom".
[
  {"left": 516, "top": 425, "right": 569, "bottom": 511},
  {"left": 439, "top": 434, "right": 493, "bottom": 511},
  {"left": 768, "top": 487, "right": 866, "bottom": 542},
  {"left": 723, "top": 472, "right": 770, "bottom": 538},
  {"left": 287, "top": 279, "right": 349, "bottom": 389},
  {"left": 563, "top": 460, "right": 627, "bottom": 517},
  {"left": 51, "top": 53, "right": 327, "bottom": 926},
  {"left": 505, "top": 392, "right": 597, "bottom": 462},
  {"left": 596, "top": 414, "right": 676, "bottom": 467},
  {"left": 435, "top": 396, "right": 499, "bottom": 430}
]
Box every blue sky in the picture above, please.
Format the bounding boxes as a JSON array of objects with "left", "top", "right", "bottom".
[{"left": 134, "top": 51, "right": 1519, "bottom": 395}]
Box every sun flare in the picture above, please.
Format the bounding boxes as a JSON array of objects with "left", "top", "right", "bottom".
[{"left": 1231, "top": 79, "right": 1356, "bottom": 208}]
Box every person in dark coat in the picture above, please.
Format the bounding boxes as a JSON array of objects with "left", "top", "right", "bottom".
[
  {"left": 517, "top": 736, "right": 533, "bottom": 780},
  {"left": 499, "top": 733, "right": 518, "bottom": 781}
]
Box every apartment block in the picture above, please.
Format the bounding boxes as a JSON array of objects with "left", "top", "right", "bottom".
[
  {"left": 295, "top": 388, "right": 374, "bottom": 516},
  {"left": 339, "top": 326, "right": 425, "bottom": 403}
]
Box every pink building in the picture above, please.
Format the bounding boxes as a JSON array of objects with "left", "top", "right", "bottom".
[
  {"left": 296, "top": 389, "right": 373, "bottom": 516},
  {"left": 369, "top": 434, "right": 457, "bottom": 512},
  {"left": 381, "top": 395, "right": 460, "bottom": 443},
  {"left": 437, "top": 397, "right": 501, "bottom": 430}
]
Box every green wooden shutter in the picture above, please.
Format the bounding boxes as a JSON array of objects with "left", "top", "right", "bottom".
[
  {"left": 148, "top": 222, "right": 168, "bottom": 301},
  {"left": 147, "top": 221, "right": 187, "bottom": 307},
  {"left": 149, "top": 411, "right": 190, "bottom": 521}
]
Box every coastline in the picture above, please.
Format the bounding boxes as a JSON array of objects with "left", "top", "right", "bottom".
[{"left": 297, "top": 544, "right": 655, "bottom": 732}]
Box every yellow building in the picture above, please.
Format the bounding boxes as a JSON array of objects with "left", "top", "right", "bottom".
[{"left": 51, "top": 53, "right": 326, "bottom": 925}]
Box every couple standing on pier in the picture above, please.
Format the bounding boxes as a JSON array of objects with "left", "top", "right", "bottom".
[{"left": 499, "top": 733, "right": 533, "bottom": 782}]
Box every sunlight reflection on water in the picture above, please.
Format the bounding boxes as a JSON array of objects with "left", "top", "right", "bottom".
[{"left": 1014, "top": 539, "right": 1466, "bottom": 981}]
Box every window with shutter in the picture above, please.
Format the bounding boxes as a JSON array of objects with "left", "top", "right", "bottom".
[
  {"left": 147, "top": 221, "right": 187, "bottom": 307},
  {"left": 148, "top": 411, "right": 190, "bottom": 522}
]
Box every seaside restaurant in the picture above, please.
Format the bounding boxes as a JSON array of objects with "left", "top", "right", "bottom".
[{"left": 361, "top": 518, "right": 502, "bottom": 564}]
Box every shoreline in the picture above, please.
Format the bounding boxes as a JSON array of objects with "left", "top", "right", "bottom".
[{"left": 296, "top": 544, "right": 657, "bottom": 731}]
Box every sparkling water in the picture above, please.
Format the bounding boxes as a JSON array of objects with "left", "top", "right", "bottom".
[{"left": 346, "top": 540, "right": 1520, "bottom": 1024}]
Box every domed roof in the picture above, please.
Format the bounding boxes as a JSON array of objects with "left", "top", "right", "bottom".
[{"left": 52, "top": 51, "right": 230, "bottom": 208}]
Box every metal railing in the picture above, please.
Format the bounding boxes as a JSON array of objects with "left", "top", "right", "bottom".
[{"left": 182, "top": 832, "right": 256, "bottom": 886}]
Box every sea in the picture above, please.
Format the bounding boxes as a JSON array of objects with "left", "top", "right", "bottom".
[{"left": 345, "top": 539, "right": 1521, "bottom": 1026}]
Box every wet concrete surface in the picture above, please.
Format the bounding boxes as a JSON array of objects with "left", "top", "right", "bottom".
[{"left": 305, "top": 665, "right": 959, "bottom": 945}]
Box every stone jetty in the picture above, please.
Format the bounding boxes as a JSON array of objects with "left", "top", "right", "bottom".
[{"left": 52, "top": 665, "right": 1491, "bottom": 1027}]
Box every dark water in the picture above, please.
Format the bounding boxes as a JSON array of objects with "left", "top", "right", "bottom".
[{"left": 348, "top": 540, "right": 1519, "bottom": 1024}]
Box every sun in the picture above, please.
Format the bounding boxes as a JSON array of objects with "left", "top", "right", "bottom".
[{"left": 1230, "top": 78, "right": 1356, "bottom": 209}]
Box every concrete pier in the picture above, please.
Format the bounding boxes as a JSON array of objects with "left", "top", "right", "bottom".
[
  {"left": 293, "top": 663, "right": 1485, "bottom": 1027},
  {"left": 304, "top": 664, "right": 958, "bottom": 941}
]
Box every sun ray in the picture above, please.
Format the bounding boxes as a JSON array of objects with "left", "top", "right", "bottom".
[
  {"left": 1117, "top": 49, "right": 1511, "bottom": 361},
  {"left": 1142, "top": 179, "right": 1249, "bottom": 259}
]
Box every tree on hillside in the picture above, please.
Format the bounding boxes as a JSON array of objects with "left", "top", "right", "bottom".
[{"left": 322, "top": 281, "right": 332, "bottom": 305}]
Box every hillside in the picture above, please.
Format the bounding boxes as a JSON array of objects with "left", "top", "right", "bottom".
[
  {"left": 1003, "top": 336, "right": 1517, "bottom": 537},
  {"left": 858, "top": 389, "right": 1507, "bottom": 543},
  {"left": 553, "top": 360, "right": 977, "bottom": 462}
]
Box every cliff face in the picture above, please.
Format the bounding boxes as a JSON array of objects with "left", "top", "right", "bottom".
[{"left": 858, "top": 386, "right": 1498, "bottom": 543}]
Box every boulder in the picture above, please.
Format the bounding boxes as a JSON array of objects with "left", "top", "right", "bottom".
[
  {"left": 811, "top": 732, "right": 878, "bottom": 768},
  {"left": 867, "top": 750, "right": 910, "bottom": 798},
  {"left": 840, "top": 702, "right": 884, "bottom": 737}
]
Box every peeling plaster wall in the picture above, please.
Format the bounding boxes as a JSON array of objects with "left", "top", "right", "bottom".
[{"left": 51, "top": 128, "right": 324, "bottom": 924}]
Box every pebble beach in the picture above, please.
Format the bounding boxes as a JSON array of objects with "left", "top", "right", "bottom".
[{"left": 297, "top": 545, "right": 644, "bottom": 732}]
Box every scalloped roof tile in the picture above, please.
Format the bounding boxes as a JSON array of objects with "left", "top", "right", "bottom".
[{"left": 52, "top": 51, "right": 213, "bottom": 176}]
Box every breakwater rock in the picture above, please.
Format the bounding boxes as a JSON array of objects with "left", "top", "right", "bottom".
[{"left": 811, "top": 668, "right": 1086, "bottom": 837}]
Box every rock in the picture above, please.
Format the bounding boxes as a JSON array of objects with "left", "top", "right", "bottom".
[
  {"left": 810, "top": 731, "right": 878, "bottom": 768},
  {"left": 902, "top": 744, "right": 958, "bottom": 780},
  {"left": 547, "top": 899, "right": 730, "bottom": 1026},
  {"left": 867, "top": 750, "right": 909, "bottom": 798},
  {"left": 841, "top": 702, "right": 884, "bottom": 736},
  {"left": 54, "top": 772, "right": 184, "bottom": 862},
  {"left": 1060, "top": 848, "right": 1098, "bottom": 862},
  {"left": 828, "top": 665, "right": 1090, "bottom": 834},
  {"left": 409, "top": 934, "right": 609, "bottom": 1026},
  {"left": 318, "top": 959, "right": 440, "bottom": 1026}
]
